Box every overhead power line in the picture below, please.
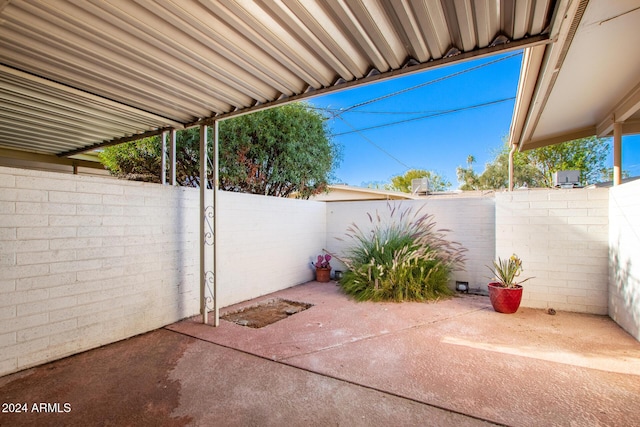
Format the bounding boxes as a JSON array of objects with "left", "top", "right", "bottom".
[
  {"left": 336, "top": 116, "right": 413, "bottom": 170},
  {"left": 331, "top": 97, "right": 515, "bottom": 137},
  {"left": 313, "top": 51, "right": 523, "bottom": 174},
  {"left": 332, "top": 51, "right": 522, "bottom": 117},
  {"left": 318, "top": 106, "right": 444, "bottom": 115}
]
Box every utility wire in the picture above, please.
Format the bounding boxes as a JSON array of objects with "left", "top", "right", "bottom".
[
  {"left": 336, "top": 116, "right": 413, "bottom": 170},
  {"left": 332, "top": 51, "right": 522, "bottom": 117},
  {"left": 314, "top": 106, "right": 444, "bottom": 115},
  {"left": 313, "top": 51, "right": 522, "bottom": 173},
  {"left": 332, "top": 97, "right": 515, "bottom": 137}
]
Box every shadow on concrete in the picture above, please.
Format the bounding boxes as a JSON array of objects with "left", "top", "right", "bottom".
[{"left": 2, "top": 281, "right": 639, "bottom": 427}]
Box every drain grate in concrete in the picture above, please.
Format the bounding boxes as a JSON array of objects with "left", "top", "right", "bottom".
[{"left": 221, "top": 298, "right": 313, "bottom": 328}]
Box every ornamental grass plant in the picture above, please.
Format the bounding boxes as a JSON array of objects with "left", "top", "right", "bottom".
[{"left": 337, "top": 203, "right": 467, "bottom": 302}]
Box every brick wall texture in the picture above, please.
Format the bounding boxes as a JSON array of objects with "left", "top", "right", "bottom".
[
  {"left": 325, "top": 194, "right": 496, "bottom": 291},
  {"left": 0, "top": 167, "right": 200, "bottom": 376},
  {"left": 1, "top": 165, "right": 638, "bottom": 376},
  {"left": 609, "top": 179, "right": 640, "bottom": 340},
  {"left": 496, "top": 188, "right": 610, "bottom": 314}
]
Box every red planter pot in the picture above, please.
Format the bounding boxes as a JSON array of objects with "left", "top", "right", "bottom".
[
  {"left": 488, "top": 282, "right": 523, "bottom": 314},
  {"left": 315, "top": 267, "right": 331, "bottom": 283}
]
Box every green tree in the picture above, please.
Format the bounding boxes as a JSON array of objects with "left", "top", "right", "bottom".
[
  {"left": 100, "top": 103, "right": 340, "bottom": 198},
  {"left": 457, "top": 136, "right": 612, "bottom": 190},
  {"left": 526, "top": 136, "right": 610, "bottom": 186},
  {"left": 98, "top": 136, "right": 161, "bottom": 183},
  {"left": 456, "top": 155, "right": 479, "bottom": 191},
  {"left": 385, "top": 169, "right": 451, "bottom": 193},
  {"left": 457, "top": 148, "right": 541, "bottom": 190},
  {"left": 599, "top": 167, "right": 631, "bottom": 182},
  {"left": 219, "top": 103, "right": 338, "bottom": 198}
]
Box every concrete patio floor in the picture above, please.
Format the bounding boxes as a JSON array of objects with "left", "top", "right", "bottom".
[{"left": 1, "top": 281, "right": 639, "bottom": 426}]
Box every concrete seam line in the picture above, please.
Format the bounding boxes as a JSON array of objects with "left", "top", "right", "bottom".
[
  {"left": 276, "top": 306, "right": 489, "bottom": 361},
  {"left": 164, "top": 326, "right": 509, "bottom": 427}
]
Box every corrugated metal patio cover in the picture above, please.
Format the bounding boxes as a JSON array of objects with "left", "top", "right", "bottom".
[
  {"left": 510, "top": 0, "right": 640, "bottom": 151},
  {"left": 0, "top": 0, "right": 557, "bottom": 157}
]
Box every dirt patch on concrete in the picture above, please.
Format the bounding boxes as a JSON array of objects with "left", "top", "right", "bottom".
[{"left": 222, "top": 298, "right": 313, "bottom": 328}]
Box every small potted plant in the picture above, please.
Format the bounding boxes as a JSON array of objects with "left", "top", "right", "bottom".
[
  {"left": 312, "top": 254, "right": 332, "bottom": 282},
  {"left": 486, "top": 254, "right": 532, "bottom": 313}
]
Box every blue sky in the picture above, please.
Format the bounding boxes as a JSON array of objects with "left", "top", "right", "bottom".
[{"left": 309, "top": 51, "right": 640, "bottom": 189}]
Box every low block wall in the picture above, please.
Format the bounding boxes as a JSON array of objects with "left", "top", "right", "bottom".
[
  {"left": 325, "top": 193, "right": 496, "bottom": 291},
  {"left": 217, "top": 191, "right": 327, "bottom": 306},
  {"left": 328, "top": 189, "right": 611, "bottom": 315},
  {"left": 0, "top": 166, "right": 201, "bottom": 377},
  {"left": 496, "top": 188, "right": 610, "bottom": 314},
  {"left": 0, "top": 166, "right": 328, "bottom": 377},
  {"left": 1, "top": 164, "right": 634, "bottom": 376},
  {"left": 609, "top": 180, "right": 640, "bottom": 340}
]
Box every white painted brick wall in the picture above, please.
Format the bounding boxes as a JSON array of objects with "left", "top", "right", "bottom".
[
  {"left": 217, "top": 191, "right": 327, "bottom": 306},
  {"left": 0, "top": 166, "right": 200, "bottom": 376},
  {"left": 496, "top": 188, "right": 609, "bottom": 314},
  {"left": 0, "top": 166, "right": 328, "bottom": 376},
  {"left": 325, "top": 194, "right": 496, "bottom": 290},
  {"left": 2, "top": 163, "right": 635, "bottom": 375},
  {"left": 609, "top": 179, "right": 640, "bottom": 340}
]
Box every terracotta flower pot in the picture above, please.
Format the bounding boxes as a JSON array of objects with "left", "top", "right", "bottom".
[
  {"left": 488, "top": 282, "right": 523, "bottom": 314},
  {"left": 315, "top": 267, "right": 331, "bottom": 283}
]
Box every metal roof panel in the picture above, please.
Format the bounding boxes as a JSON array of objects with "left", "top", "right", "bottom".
[
  {"left": 0, "top": 0, "right": 557, "bottom": 157},
  {"left": 510, "top": 0, "right": 640, "bottom": 150}
]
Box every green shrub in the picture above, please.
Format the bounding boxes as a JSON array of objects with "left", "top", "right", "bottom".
[{"left": 337, "top": 203, "right": 466, "bottom": 302}]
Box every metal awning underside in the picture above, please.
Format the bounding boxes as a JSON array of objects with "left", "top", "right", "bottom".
[
  {"left": 1, "top": 0, "right": 559, "bottom": 158},
  {"left": 509, "top": 0, "right": 640, "bottom": 151}
]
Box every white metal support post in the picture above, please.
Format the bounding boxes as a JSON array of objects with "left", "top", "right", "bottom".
[
  {"left": 199, "top": 124, "right": 208, "bottom": 324},
  {"left": 212, "top": 120, "right": 220, "bottom": 326},
  {"left": 161, "top": 130, "right": 168, "bottom": 185},
  {"left": 169, "top": 129, "right": 177, "bottom": 186},
  {"left": 613, "top": 122, "right": 622, "bottom": 186},
  {"left": 198, "top": 124, "right": 218, "bottom": 326}
]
